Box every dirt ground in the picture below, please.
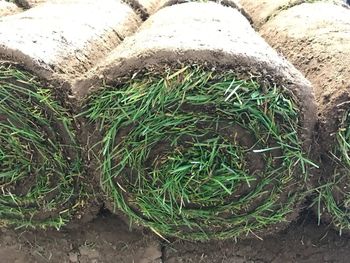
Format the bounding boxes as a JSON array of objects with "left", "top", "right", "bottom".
[{"left": 0, "top": 208, "right": 349, "bottom": 263}]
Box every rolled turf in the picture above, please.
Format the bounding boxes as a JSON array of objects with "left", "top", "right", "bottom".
[
  {"left": 79, "top": 2, "right": 317, "bottom": 240},
  {"left": 0, "top": 0, "right": 141, "bottom": 228},
  {"left": 0, "top": 62, "right": 82, "bottom": 228},
  {"left": 240, "top": 1, "right": 350, "bottom": 233}
]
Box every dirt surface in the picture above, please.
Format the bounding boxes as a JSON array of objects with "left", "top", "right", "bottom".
[{"left": 0, "top": 210, "right": 349, "bottom": 263}]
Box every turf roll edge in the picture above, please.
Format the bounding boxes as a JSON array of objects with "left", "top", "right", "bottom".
[
  {"left": 250, "top": 2, "right": 350, "bottom": 233},
  {"left": 0, "top": 0, "right": 141, "bottom": 229},
  {"left": 78, "top": 2, "right": 317, "bottom": 240}
]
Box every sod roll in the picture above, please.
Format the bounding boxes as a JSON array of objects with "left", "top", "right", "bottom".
[
  {"left": 251, "top": 2, "right": 350, "bottom": 232},
  {"left": 79, "top": 2, "right": 317, "bottom": 241},
  {"left": 0, "top": 0, "right": 141, "bottom": 229}
]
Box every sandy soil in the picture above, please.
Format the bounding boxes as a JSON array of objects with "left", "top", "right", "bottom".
[{"left": 0, "top": 209, "right": 349, "bottom": 263}]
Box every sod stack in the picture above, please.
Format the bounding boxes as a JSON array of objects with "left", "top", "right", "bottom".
[
  {"left": 78, "top": 2, "right": 317, "bottom": 241},
  {"left": 0, "top": 0, "right": 21, "bottom": 16},
  {"left": 239, "top": 0, "right": 350, "bottom": 233},
  {"left": 0, "top": 0, "right": 141, "bottom": 229}
]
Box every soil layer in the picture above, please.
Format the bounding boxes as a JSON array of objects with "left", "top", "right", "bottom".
[{"left": 0, "top": 210, "right": 349, "bottom": 263}]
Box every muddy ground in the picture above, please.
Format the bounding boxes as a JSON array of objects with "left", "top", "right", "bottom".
[{"left": 0, "top": 208, "right": 349, "bottom": 263}]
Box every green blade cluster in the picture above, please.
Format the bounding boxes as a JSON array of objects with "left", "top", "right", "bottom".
[
  {"left": 85, "top": 65, "right": 310, "bottom": 240},
  {"left": 316, "top": 110, "right": 350, "bottom": 233},
  {"left": 0, "top": 62, "right": 82, "bottom": 229}
]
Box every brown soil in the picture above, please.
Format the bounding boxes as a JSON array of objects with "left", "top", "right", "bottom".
[{"left": 0, "top": 210, "right": 350, "bottom": 263}]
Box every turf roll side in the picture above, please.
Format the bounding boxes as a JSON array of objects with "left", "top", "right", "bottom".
[
  {"left": 0, "top": 0, "right": 141, "bottom": 229},
  {"left": 79, "top": 2, "right": 317, "bottom": 241},
  {"left": 244, "top": 2, "right": 350, "bottom": 233}
]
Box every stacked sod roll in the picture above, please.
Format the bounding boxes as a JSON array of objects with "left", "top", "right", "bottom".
[
  {"left": 78, "top": 2, "right": 317, "bottom": 240},
  {"left": 0, "top": 0, "right": 141, "bottom": 229},
  {"left": 240, "top": 0, "right": 350, "bottom": 232}
]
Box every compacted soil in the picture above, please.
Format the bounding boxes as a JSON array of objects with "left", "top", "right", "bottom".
[{"left": 0, "top": 209, "right": 349, "bottom": 263}]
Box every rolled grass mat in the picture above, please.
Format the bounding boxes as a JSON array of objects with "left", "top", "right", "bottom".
[
  {"left": 79, "top": 2, "right": 317, "bottom": 241},
  {"left": 254, "top": 2, "right": 350, "bottom": 232},
  {"left": 0, "top": 0, "right": 141, "bottom": 83},
  {"left": 0, "top": 0, "right": 141, "bottom": 229},
  {"left": 0, "top": 0, "right": 21, "bottom": 16},
  {"left": 0, "top": 62, "right": 83, "bottom": 229}
]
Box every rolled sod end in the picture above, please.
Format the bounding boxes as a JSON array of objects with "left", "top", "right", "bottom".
[
  {"left": 245, "top": 0, "right": 350, "bottom": 233},
  {"left": 84, "top": 66, "right": 315, "bottom": 241},
  {"left": 315, "top": 109, "right": 350, "bottom": 234},
  {"left": 0, "top": 0, "right": 144, "bottom": 229},
  {"left": 0, "top": 62, "right": 83, "bottom": 229},
  {"left": 79, "top": 2, "right": 317, "bottom": 240}
]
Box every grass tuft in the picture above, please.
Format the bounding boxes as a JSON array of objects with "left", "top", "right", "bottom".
[{"left": 315, "top": 110, "right": 350, "bottom": 232}]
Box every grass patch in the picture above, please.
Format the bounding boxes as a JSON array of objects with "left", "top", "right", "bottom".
[
  {"left": 316, "top": 110, "right": 350, "bottom": 233},
  {"left": 0, "top": 62, "right": 83, "bottom": 229},
  {"left": 84, "top": 65, "right": 312, "bottom": 240}
]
